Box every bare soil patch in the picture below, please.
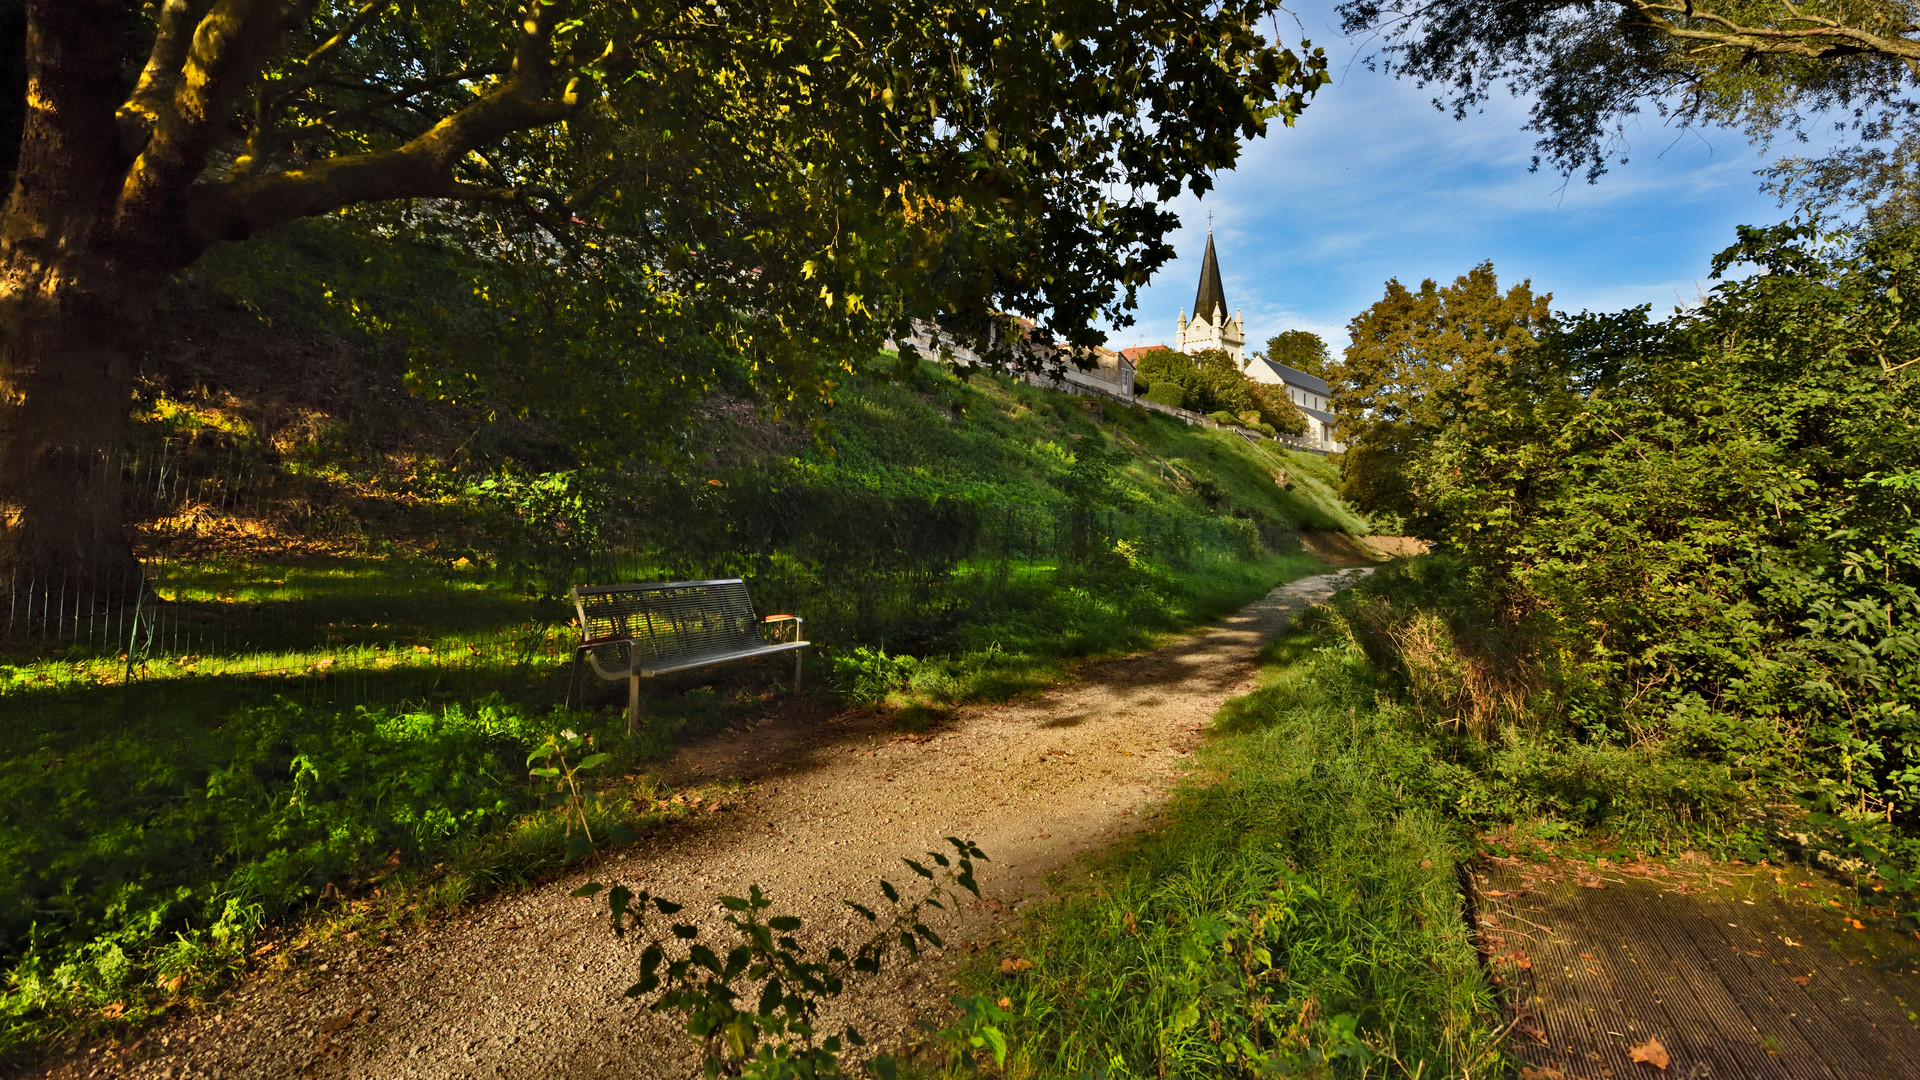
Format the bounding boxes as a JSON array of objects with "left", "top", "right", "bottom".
[
  {"left": 1300, "top": 530, "right": 1427, "bottom": 565},
  {"left": 48, "top": 569, "right": 1368, "bottom": 1080}
]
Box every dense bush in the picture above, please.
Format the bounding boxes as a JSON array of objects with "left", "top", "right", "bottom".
[{"left": 1340, "top": 224, "right": 1920, "bottom": 880}]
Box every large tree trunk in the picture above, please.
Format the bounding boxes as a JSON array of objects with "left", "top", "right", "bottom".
[
  {"left": 0, "top": 0, "right": 159, "bottom": 605},
  {"left": 0, "top": 248, "right": 158, "bottom": 601}
]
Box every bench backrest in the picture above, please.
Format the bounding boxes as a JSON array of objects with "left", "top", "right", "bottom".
[{"left": 571, "top": 579, "right": 762, "bottom": 678}]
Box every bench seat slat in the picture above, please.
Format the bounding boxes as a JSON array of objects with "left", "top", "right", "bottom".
[{"left": 638, "top": 639, "right": 810, "bottom": 678}]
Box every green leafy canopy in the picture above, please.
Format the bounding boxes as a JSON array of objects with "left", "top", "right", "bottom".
[{"left": 131, "top": 0, "right": 1335, "bottom": 426}]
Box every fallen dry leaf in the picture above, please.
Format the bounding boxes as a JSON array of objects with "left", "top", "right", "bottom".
[
  {"left": 100, "top": 1002, "right": 126, "bottom": 1019},
  {"left": 1577, "top": 876, "right": 1608, "bottom": 889},
  {"left": 1782, "top": 936, "right": 1802, "bottom": 947},
  {"left": 1849, "top": 918, "right": 1866, "bottom": 929},
  {"left": 1520, "top": 1067, "right": 1566, "bottom": 1080},
  {"left": 156, "top": 973, "right": 185, "bottom": 993},
  {"left": 998, "top": 957, "right": 1033, "bottom": 975},
  {"left": 1790, "top": 975, "right": 1812, "bottom": 987},
  {"left": 1628, "top": 1036, "right": 1670, "bottom": 1070}
]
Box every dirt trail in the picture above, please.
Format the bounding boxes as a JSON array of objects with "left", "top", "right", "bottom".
[{"left": 65, "top": 568, "right": 1366, "bottom": 1080}]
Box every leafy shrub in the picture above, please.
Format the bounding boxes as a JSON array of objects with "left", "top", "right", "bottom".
[
  {"left": 577, "top": 838, "right": 992, "bottom": 1079},
  {"left": 1133, "top": 348, "right": 1306, "bottom": 434},
  {"left": 0, "top": 694, "right": 604, "bottom": 1060},
  {"left": 831, "top": 646, "right": 922, "bottom": 705},
  {"left": 1336, "top": 223, "right": 1920, "bottom": 881}
]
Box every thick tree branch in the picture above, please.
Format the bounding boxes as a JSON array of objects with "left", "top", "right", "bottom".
[
  {"left": 183, "top": 2, "right": 591, "bottom": 246},
  {"left": 1631, "top": 0, "right": 1920, "bottom": 61},
  {"left": 118, "top": 0, "right": 216, "bottom": 155},
  {"left": 116, "top": 0, "right": 307, "bottom": 238},
  {"left": 239, "top": 63, "right": 509, "bottom": 174}
]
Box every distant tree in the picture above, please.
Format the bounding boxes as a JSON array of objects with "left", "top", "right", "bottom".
[
  {"left": 1338, "top": 262, "right": 1554, "bottom": 528},
  {"left": 1247, "top": 381, "right": 1309, "bottom": 436},
  {"left": 1264, "top": 330, "right": 1336, "bottom": 383},
  {"left": 1133, "top": 347, "right": 1306, "bottom": 433},
  {"left": 1134, "top": 348, "right": 1199, "bottom": 410},
  {"left": 0, "top": 0, "right": 1332, "bottom": 594}
]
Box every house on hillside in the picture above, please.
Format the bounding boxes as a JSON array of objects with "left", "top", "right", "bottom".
[
  {"left": 1061, "top": 345, "right": 1135, "bottom": 397},
  {"left": 1242, "top": 358, "right": 1342, "bottom": 452},
  {"left": 888, "top": 317, "right": 1135, "bottom": 397},
  {"left": 887, "top": 318, "right": 988, "bottom": 365}
]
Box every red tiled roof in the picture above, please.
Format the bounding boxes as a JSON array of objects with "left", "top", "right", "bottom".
[{"left": 1119, "top": 345, "right": 1173, "bottom": 362}]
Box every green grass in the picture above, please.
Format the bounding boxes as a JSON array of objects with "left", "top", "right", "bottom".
[
  {"left": 852, "top": 364, "right": 1365, "bottom": 535},
  {"left": 958, "top": 627, "right": 1507, "bottom": 1080}
]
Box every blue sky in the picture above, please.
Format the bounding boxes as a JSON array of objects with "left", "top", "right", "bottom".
[{"left": 1098, "top": 2, "right": 1810, "bottom": 355}]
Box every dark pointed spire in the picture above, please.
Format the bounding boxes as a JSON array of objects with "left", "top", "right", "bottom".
[{"left": 1193, "top": 231, "right": 1225, "bottom": 325}]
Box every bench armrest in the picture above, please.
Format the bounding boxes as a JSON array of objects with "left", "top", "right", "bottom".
[
  {"left": 579, "top": 634, "right": 632, "bottom": 648},
  {"left": 761, "top": 614, "right": 803, "bottom": 643}
]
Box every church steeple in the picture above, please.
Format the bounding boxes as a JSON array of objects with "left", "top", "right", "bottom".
[
  {"left": 1175, "top": 227, "right": 1244, "bottom": 364},
  {"left": 1193, "top": 230, "right": 1226, "bottom": 323}
]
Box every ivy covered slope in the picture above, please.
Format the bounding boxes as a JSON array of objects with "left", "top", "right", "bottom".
[{"left": 0, "top": 226, "right": 1364, "bottom": 1067}]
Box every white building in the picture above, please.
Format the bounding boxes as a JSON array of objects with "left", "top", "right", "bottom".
[
  {"left": 1174, "top": 231, "right": 1245, "bottom": 362},
  {"left": 1242, "top": 357, "right": 1341, "bottom": 452}
]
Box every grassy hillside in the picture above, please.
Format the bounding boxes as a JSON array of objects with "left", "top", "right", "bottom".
[{"left": 0, "top": 252, "right": 1368, "bottom": 1066}]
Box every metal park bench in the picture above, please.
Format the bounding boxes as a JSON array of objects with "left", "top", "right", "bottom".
[{"left": 566, "top": 579, "right": 808, "bottom": 733}]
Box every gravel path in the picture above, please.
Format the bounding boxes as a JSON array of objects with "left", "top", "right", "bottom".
[{"left": 67, "top": 568, "right": 1366, "bottom": 1080}]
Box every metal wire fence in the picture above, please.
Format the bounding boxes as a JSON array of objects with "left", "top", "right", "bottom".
[{"left": 2, "top": 486, "right": 1294, "bottom": 713}]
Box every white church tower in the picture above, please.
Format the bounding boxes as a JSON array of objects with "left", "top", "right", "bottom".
[{"left": 1175, "top": 230, "right": 1244, "bottom": 363}]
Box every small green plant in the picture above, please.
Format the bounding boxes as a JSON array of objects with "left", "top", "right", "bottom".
[
  {"left": 526, "top": 728, "right": 635, "bottom": 860},
  {"left": 831, "top": 646, "right": 921, "bottom": 705},
  {"left": 575, "top": 837, "right": 990, "bottom": 1079},
  {"left": 932, "top": 993, "right": 1012, "bottom": 1075}
]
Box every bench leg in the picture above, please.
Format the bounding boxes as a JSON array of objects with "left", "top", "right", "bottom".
[
  {"left": 627, "top": 675, "right": 641, "bottom": 736},
  {"left": 794, "top": 651, "right": 803, "bottom": 692},
  {"left": 565, "top": 652, "right": 586, "bottom": 712}
]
